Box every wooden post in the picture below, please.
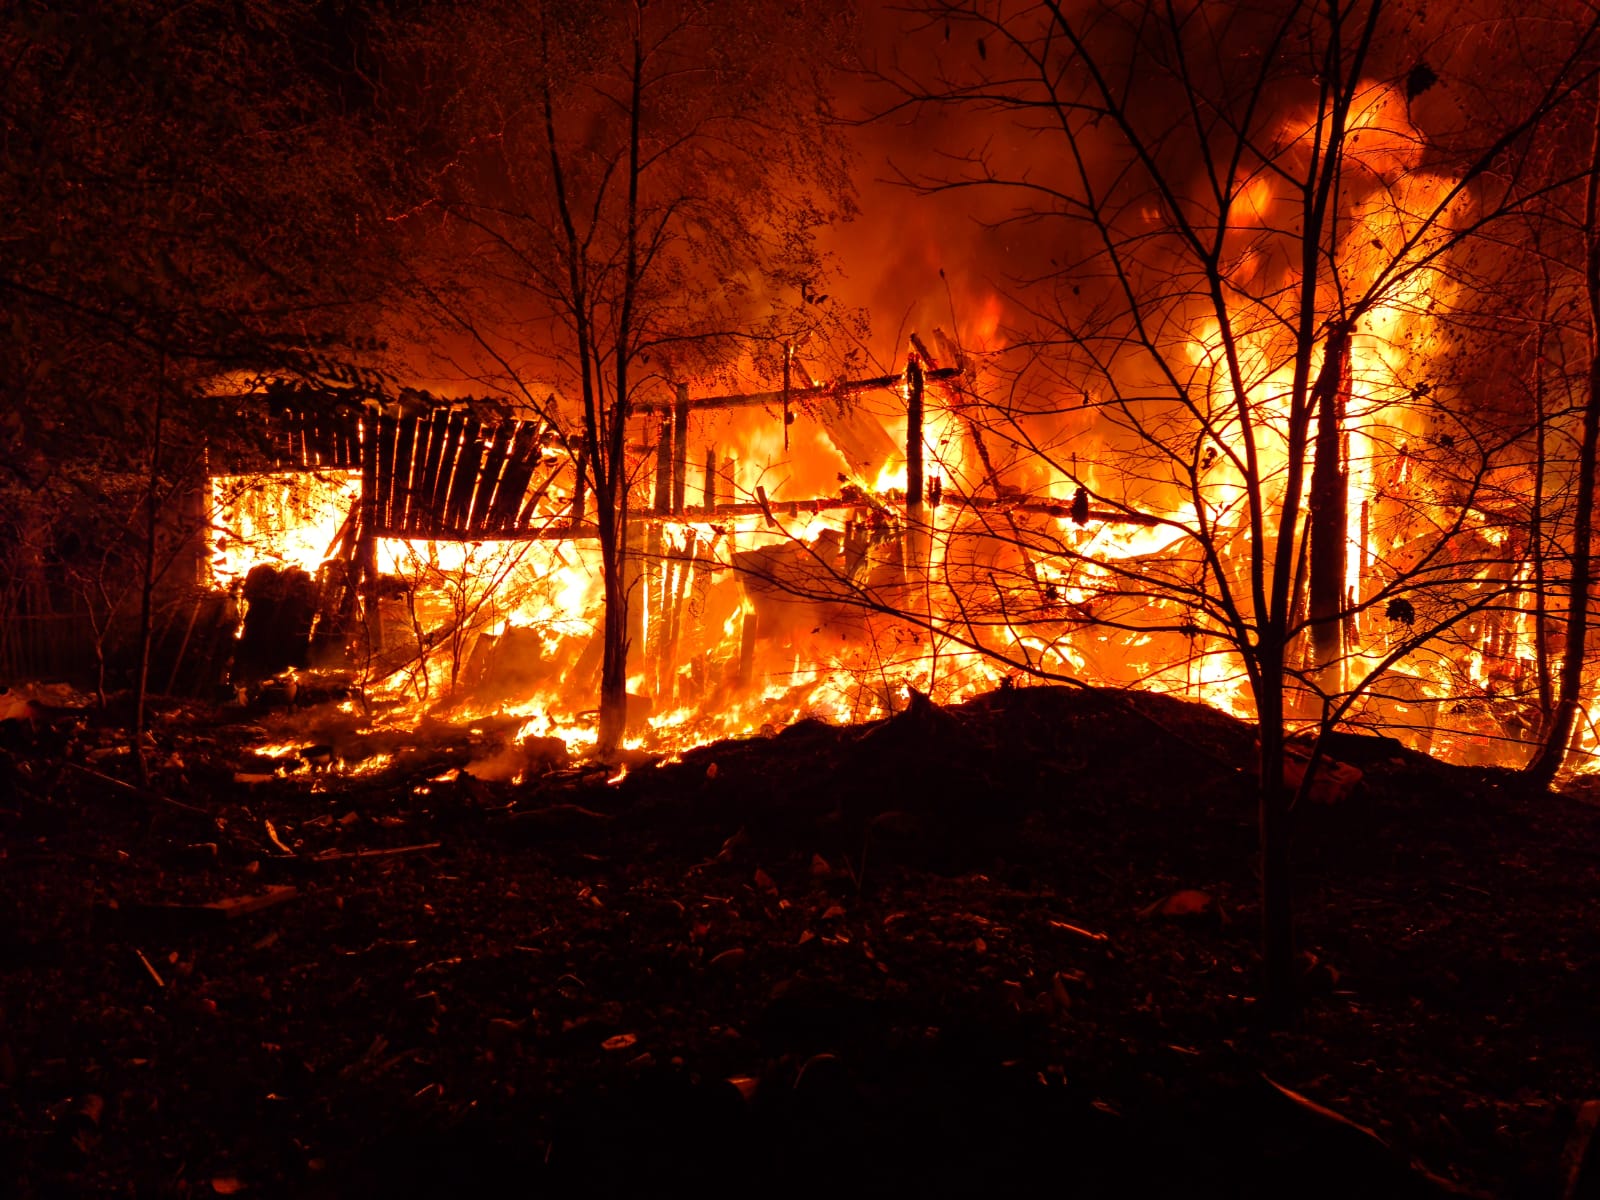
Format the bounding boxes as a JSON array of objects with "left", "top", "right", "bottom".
[
  {"left": 703, "top": 446, "right": 717, "bottom": 512},
  {"left": 782, "top": 346, "right": 791, "bottom": 452},
  {"left": 672, "top": 383, "right": 690, "bottom": 514},
  {"left": 905, "top": 354, "right": 927, "bottom": 574},
  {"left": 359, "top": 411, "right": 383, "bottom": 651},
  {"left": 653, "top": 416, "right": 674, "bottom": 512}
]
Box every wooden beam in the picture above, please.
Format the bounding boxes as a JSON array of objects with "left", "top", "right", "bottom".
[
  {"left": 629, "top": 366, "right": 961, "bottom": 414},
  {"left": 672, "top": 383, "right": 690, "bottom": 513}
]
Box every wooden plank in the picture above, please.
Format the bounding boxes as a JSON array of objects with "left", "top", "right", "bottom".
[
  {"left": 376, "top": 412, "right": 399, "bottom": 532},
  {"left": 514, "top": 461, "right": 562, "bottom": 529},
  {"left": 391, "top": 414, "right": 418, "bottom": 533},
  {"left": 406, "top": 411, "right": 439, "bottom": 533},
  {"left": 428, "top": 411, "right": 468, "bottom": 528},
  {"left": 629, "top": 365, "right": 961, "bottom": 414},
  {"left": 339, "top": 410, "right": 360, "bottom": 469},
  {"left": 415, "top": 410, "right": 450, "bottom": 529},
  {"left": 443, "top": 416, "right": 483, "bottom": 532},
  {"left": 489, "top": 423, "right": 541, "bottom": 530},
  {"left": 359, "top": 411, "right": 379, "bottom": 539},
  {"left": 468, "top": 420, "right": 515, "bottom": 533}
]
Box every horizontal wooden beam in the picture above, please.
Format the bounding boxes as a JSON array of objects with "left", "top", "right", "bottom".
[
  {"left": 370, "top": 493, "right": 1161, "bottom": 542},
  {"left": 629, "top": 366, "right": 963, "bottom": 414}
]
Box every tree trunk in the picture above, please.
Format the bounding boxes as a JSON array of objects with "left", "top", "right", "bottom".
[
  {"left": 1307, "top": 327, "right": 1351, "bottom": 696},
  {"left": 133, "top": 350, "right": 167, "bottom": 785},
  {"left": 1527, "top": 89, "right": 1600, "bottom": 789},
  {"left": 1256, "top": 637, "right": 1296, "bottom": 1023},
  {"left": 596, "top": 498, "right": 630, "bottom": 756}
]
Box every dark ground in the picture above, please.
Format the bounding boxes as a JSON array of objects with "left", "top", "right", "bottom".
[{"left": 2, "top": 683, "right": 1599, "bottom": 1197}]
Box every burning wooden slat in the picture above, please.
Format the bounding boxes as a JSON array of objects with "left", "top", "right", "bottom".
[
  {"left": 405, "top": 411, "right": 439, "bottom": 534},
  {"left": 443, "top": 416, "right": 483, "bottom": 532},
  {"left": 376, "top": 412, "right": 399, "bottom": 531},
  {"left": 414, "top": 410, "right": 450, "bottom": 530},
  {"left": 489, "top": 422, "right": 542, "bottom": 531},
  {"left": 428, "top": 411, "right": 468, "bottom": 527},
  {"left": 359, "top": 411, "right": 379, "bottom": 536},
  {"left": 514, "top": 461, "right": 562, "bottom": 529},
  {"left": 468, "top": 420, "right": 515, "bottom": 533},
  {"left": 391, "top": 413, "right": 418, "bottom": 532}
]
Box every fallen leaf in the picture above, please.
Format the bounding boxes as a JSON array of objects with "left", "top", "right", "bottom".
[{"left": 601, "top": 1033, "right": 638, "bottom": 1052}]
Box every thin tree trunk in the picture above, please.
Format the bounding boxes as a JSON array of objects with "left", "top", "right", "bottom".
[
  {"left": 596, "top": 501, "right": 630, "bottom": 753},
  {"left": 133, "top": 349, "right": 167, "bottom": 785},
  {"left": 1256, "top": 636, "right": 1295, "bottom": 1022},
  {"left": 593, "top": 7, "right": 647, "bottom": 758},
  {"left": 1532, "top": 270, "right": 1555, "bottom": 724},
  {"left": 1307, "top": 327, "right": 1351, "bottom": 696},
  {"left": 1527, "top": 90, "right": 1600, "bottom": 789}
]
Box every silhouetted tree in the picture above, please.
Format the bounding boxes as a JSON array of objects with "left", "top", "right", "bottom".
[{"left": 876, "top": 0, "right": 1600, "bottom": 1015}]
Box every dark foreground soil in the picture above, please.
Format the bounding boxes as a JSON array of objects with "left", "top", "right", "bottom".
[{"left": 2, "top": 683, "right": 1599, "bottom": 1198}]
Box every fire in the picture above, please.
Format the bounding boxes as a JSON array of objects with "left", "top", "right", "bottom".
[{"left": 199, "top": 82, "right": 1565, "bottom": 775}]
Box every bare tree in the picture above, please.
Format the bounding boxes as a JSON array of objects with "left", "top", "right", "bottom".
[
  {"left": 398, "top": 0, "right": 861, "bottom": 754},
  {"left": 870, "top": 0, "right": 1600, "bottom": 1014}
]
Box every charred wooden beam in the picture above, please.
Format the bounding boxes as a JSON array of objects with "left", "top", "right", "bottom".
[
  {"left": 489, "top": 423, "right": 542, "bottom": 531},
  {"left": 426, "top": 411, "right": 463, "bottom": 523},
  {"left": 469, "top": 421, "right": 515, "bottom": 533},
  {"left": 392, "top": 414, "right": 418, "bottom": 532},
  {"left": 415, "top": 411, "right": 450, "bottom": 530},
  {"left": 376, "top": 412, "right": 399, "bottom": 531},
  {"left": 629, "top": 366, "right": 961, "bottom": 414},
  {"left": 442, "top": 417, "right": 484, "bottom": 532}
]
